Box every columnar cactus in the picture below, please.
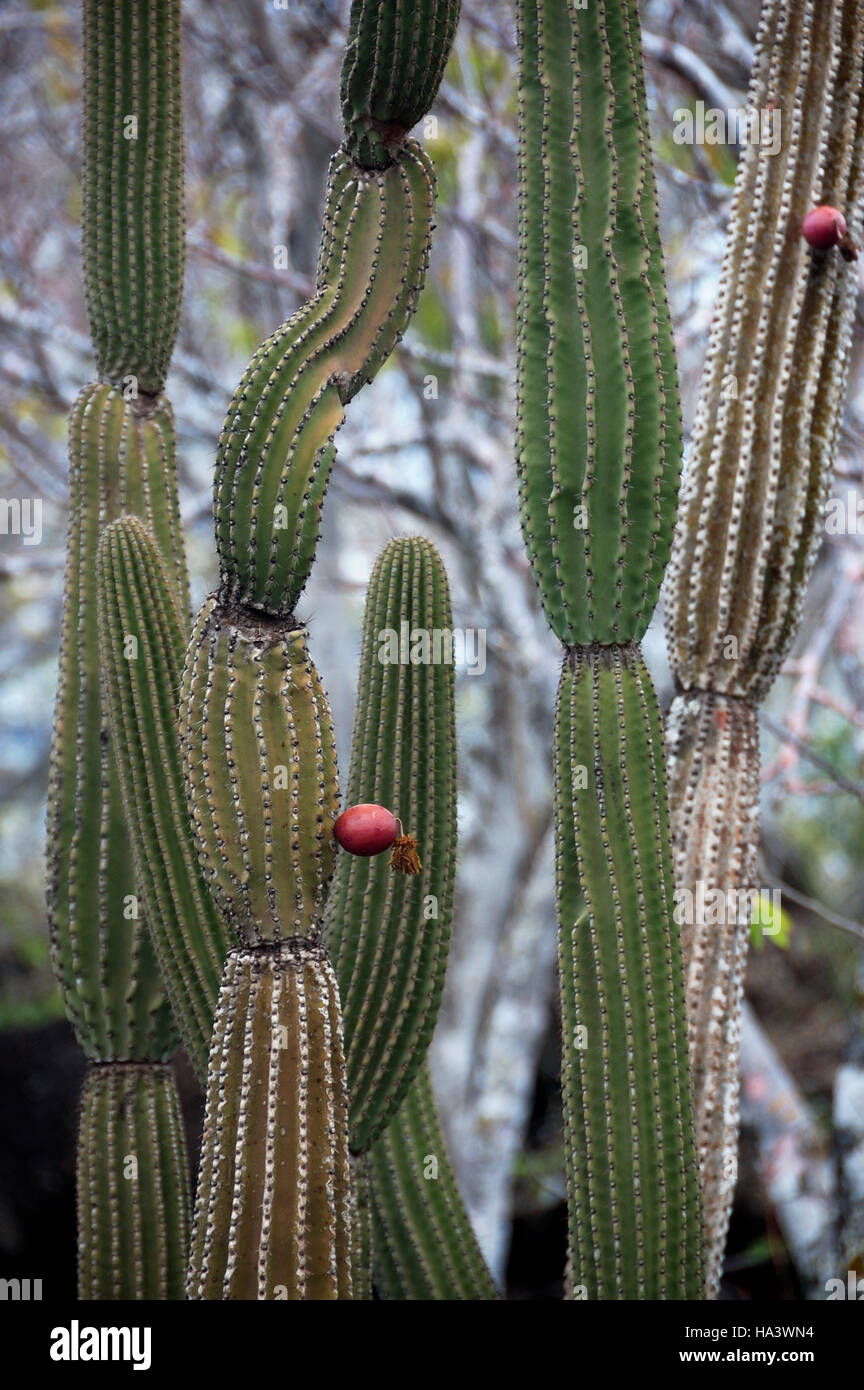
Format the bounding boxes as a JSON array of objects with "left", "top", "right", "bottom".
[
  {"left": 664, "top": 0, "right": 864, "bottom": 1295},
  {"left": 325, "top": 537, "right": 496, "bottom": 1296},
  {"left": 46, "top": 0, "right": 190, "bottom": 1298},
  {"left": 325, "top": 537, "right": 456, "bottom": 1151},
  {"left": 180, "top": 0, "right": 461, "bottom": 1299},
  {"left": 516, "top": 0, "right": 703, "bottom": 1297}
]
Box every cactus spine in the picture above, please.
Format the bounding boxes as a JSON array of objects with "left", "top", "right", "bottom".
[
  {"left": 182, "top": 1, "right": 459, "bottom": 1298},
  {"left": 516, "top": 0, "right": 703, "bottom": 1297},
  {"left": 47, "top": 1, "right": 190, "bottom": 1297},
  {"left": 664, "top": 0, "right": 864, "bottom": 1295}
]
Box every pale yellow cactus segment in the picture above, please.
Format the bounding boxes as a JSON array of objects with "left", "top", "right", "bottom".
[
  {"left": 666, "top": 0, "right": 864, "bottom": 703},
  {"left": 665, "top": 691, "right": 761, "bottom": 1297}
]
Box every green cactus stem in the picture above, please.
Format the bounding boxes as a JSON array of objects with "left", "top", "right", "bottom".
[
  {"left": 48, "top": 384, "right": 187, "bottom": 1063},
  {"left": 516, "top": 0, "right": 680, "bottom": 649},
  {"left": 370, "top": 1061, "right": 498, "bottom": 1299},
  {"left": 341, "top": 0, "right": 461, "bottom": 169},
  {"left": 556, "top": 645, "right": 702, "bottom": 1299},
  {"left": 77, "top": 1063, "right": 190, "bottom": 1300},
  {"left": 663, "top": 0, "right": 864, "bottom": 1294},
  {"left": 349, "top": 1157, "right": 374, "bottom": 1301},
  {"left": 82, "top": 0, "right": 185, "bottom": 397},
  {"left": 186, "top": 945, "right": 352, "bottom": 1300},
  {"left": 179, "top": 601, "right": 339, "bottom": 948},
  {"left": 325, "top": 537, "right": 456, "bottom": 1152},
  {"left": 97, "top": 516, "right": 234, "bottom": 1082},
  {"left": 214, "top": 145, "right": 435, "bottom": 616},
  {"left": 516, "top": 0, "right": 704, "bottom": 1298}
]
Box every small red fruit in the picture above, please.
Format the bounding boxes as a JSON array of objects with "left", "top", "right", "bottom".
[
  {"left": 333, "top": 803, "right": 398, "bottom": 857},
  {"left": 801, "top": 205, "right": 847, "bottom": 250}
]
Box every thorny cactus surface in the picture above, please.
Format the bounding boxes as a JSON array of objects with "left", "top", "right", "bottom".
[
  {"left": 516, "top": 0, "right": 703, "bottom": 1298},
  {"left": 46, "top": 1, "right": 191, "bottom": 1299},
  {"left": 664, "top": 0, "right": 864, "bottom": 1296},
  {"left": 325, "top": 537, "right": 497, "bottom": 1297},
  {"left": 180, "top": 0, "right": 470, "bottom": 1298}
]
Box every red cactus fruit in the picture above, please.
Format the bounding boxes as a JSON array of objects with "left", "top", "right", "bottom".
[
  {"left": 333, "top": 803, "right": 399, "bottom": 857},
  {"left": 801, "top": 205, "right": 847, "bottom": 250}
]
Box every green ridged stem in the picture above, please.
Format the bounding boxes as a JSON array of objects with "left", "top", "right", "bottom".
[
  {"left": 187, "top": 945, "right": 353, "bottom": 1300},
  {"left": 325, "top": 537, "right": 456, "bottom": 1151},
  {"left": 82, "top": 0, "right": 185, "bottom": 396},
  {"left": 214, "top": 144, "right": 436, "bottom": 615},
  {"left": 47, "top": 383, "right": 187, "bottom": 1062},
  {"left": 97, "top": 516, "right": 234, "bottom": 1082},
  {"left": 179, "top": 600, "right": 339, "bottom": 947},
  {"left": 370, "top": 1062, "right": 498, "bottom": 1300},
  {"left": 341, "top": 0, "right": 461, "bottom": 169},
  {"left": 516, "top": 0, "right": 680, "bottom": 646},
  {"left": 555, "top": 645, "right": 702, "bottom": 1299},
  {"left": 77, "top": 1063, "right": 190, "bottom": 1300},
  {"left": 350, "top": 1157, "right": 374, "bottom": 1301}
]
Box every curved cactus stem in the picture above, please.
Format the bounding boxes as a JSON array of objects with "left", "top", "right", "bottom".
[
  {"left": 369, "top": 1062, "right": 498, "bottom": 1300},
  {"left": 325, "top": 537, "right": 456, "bottom": 1151},
  {"left": 187, "top": 945, "right": 353, "bottom": 1300},
  {"left": 82, "top": 0, "right": 185, "bottom": 396},
  {"left": 77, "top": 1063, "right": 190, "bottom": 1300},
  {"left": 556, "top": 646, "right": 703, "bottom": 1299},
  {"left": 214, "top": 146, "right": 436, "bottom": 615},
  {"left": 97, "top": 516, "right": 233, "bottom": 1082},
  {"left": 341, "top": 0, "right": 461, "bottom": 169}
]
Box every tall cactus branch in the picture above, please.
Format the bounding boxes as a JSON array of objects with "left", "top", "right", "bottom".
[
  {"left": 664, "top": 0, "right": 864, "bottom": 1296},
  {"left": 182, "top": 0, "right": 460, "bottom": 1299},
  {"left": 516, "top": 0, "right": 703, "bottom": 1298},
  {"left": 325, "top": 537, "right": 496, "bottom": 1296},
  {"left": 47, "top": 0, "right": 191, "bottom": 1298}
]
